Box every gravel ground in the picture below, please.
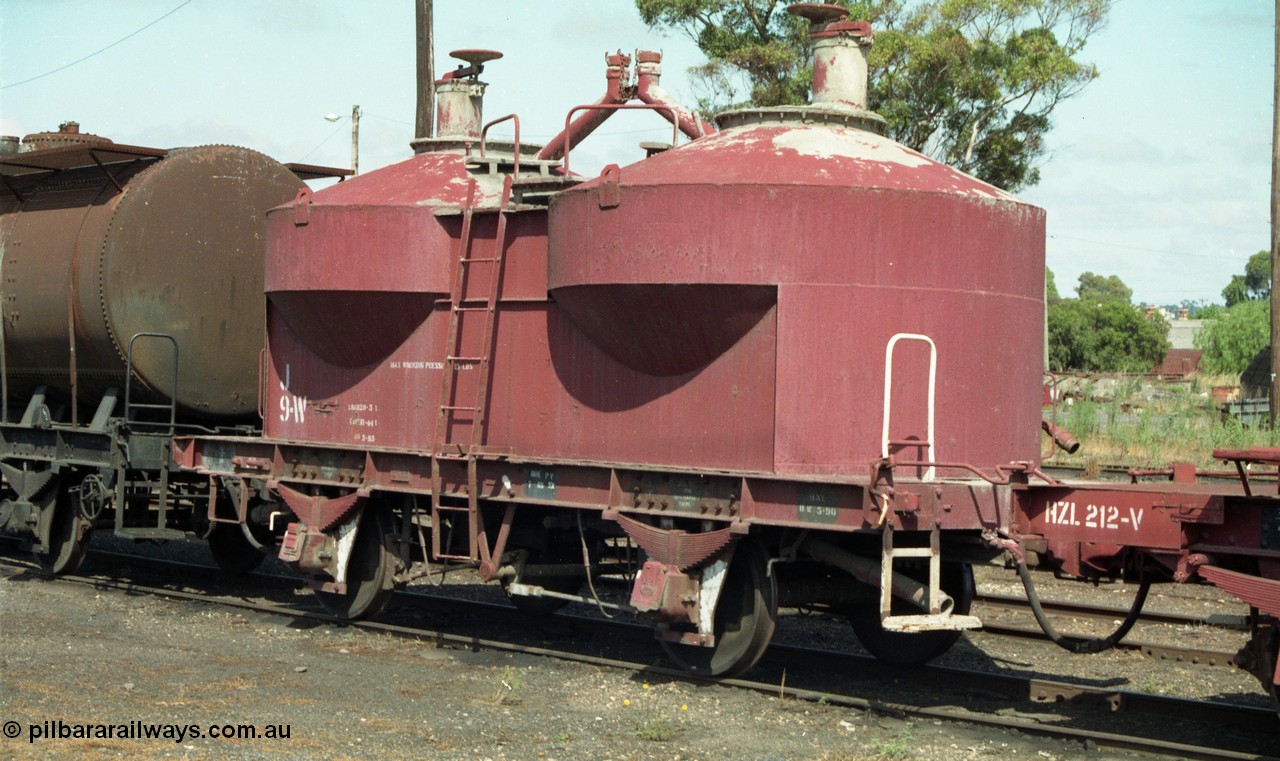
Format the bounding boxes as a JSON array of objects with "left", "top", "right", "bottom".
[{"left": 1, "top": 536, "right": 1275, "bottom": 760}]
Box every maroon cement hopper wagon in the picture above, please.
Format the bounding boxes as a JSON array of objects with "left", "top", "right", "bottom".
[
  {"left": 547, "top": 26, "right": 1045, "bottom": 479},
  {"left": 170, "top": 6, "right": 1280, "bottom": 705}
]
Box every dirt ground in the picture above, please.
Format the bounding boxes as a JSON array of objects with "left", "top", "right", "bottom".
[{"left": 0, "top": 556, "right": 1179, "bottom": 761}]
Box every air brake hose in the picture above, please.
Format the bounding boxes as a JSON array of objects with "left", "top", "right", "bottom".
[{"left": 1015, "top": 560, "right": 1151, "bottom": 654}]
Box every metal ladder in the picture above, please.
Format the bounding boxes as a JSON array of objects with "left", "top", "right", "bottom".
[
  {"left": 116, "top": 332, "right": 184, "bottom": 539},
  {"left": 879, "top": 523, "right": 981, "bottom": 632},
  {"left": 429, "top": 175, "right": 513, "bottom": 562}
]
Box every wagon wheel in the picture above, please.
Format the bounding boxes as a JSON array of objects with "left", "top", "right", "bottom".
[
  {"left": 661, "top": 538, "right": 777, "bottom": 678},
  {"left": 847, "top": 561, "right": 974, "bottom": 666},
  {"left": 0, "top": 495, "right": 19, "bottom": 554},
  {"left": 35, "top": 483, "right": 92, "bottom": 575},
  {"left": 314, "top": 506, "right": 396, "bottom": 620},
  {"left": 207, "top": 521, "right": 272, "bottom": 576},
  {"left": 1264, "top": 621, "right": 1280, "bottom": 716}
]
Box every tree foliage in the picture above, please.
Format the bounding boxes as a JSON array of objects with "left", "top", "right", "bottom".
[
  {"left": 1194, "top": 299, "right": 1270, "bottom": 375},
  {"left": 1222, "top": 250, "right": 1271, "bottom": 307},
  {"left": 1047, "top": 272, "right": 1169, "bottom": 372},
  {"left": 1194, "top": 303, "right": 1225, "bottom": 320},
  {"left": 1075, "top": 271, "right": 1131, "bottom": 304},
  {"left": 636, "top": 0, "right": 1111, "bottom": 191},
  {"left": 1045, "top": 266, "right": 1060, "bottom": 304}
]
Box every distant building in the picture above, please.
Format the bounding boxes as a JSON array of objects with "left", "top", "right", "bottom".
[
  {"left": 1167, "top": 318, "right": 1206, "bottom": 351},
  {"left": 1149, "top": 307, "right": 1207, "bottom": 376}
]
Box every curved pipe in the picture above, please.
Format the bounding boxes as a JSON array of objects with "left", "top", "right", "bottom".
[
  {"left": 802, "top": 536, "right": 952, "bottom": 614},
  {"left": 535, "top": 52, "right": 632, "bottom": 162},
  {"left": 1041, "top": 418, "right": 1081, "bottom": 454},
  {"left": 634, "top": 51, "right": 717, "bottom": 139},
  {"left": 560, "top": 104, "right": 679, "bottom": 175},
  {"left": 1016, "top": 560, "right": 1150, "bottom": 653}
]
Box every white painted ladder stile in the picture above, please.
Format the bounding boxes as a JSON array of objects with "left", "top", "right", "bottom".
[
  {"left": 881, "top": 333, "right": 937, "bottom": 480},
  {"left": 878, "top": 333, "right": 978, "bottom": 633},
  {"left": 879, "top": 524, "right": 982, "bottom": 633}
]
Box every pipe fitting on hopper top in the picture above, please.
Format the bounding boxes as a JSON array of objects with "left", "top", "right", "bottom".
[
  {"left": 787, "top": 3, "right": 873, "bottom": 111},
  {"left": 535, "top": 51, "right": 634, "bottom": 162},
  {"left": 605, "top": 51, "right": 631, "bottom": 102},
  {"left": 635, "top": 50, "right": 716, "bottom": 139},
  {"left": 434, "top": 48, "right": 503, "bottom": 139}
]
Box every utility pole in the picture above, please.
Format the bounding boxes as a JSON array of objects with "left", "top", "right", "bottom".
[
  {"left": 1271, "top": 0, "right": 1279, "bottom": 427},
  {"left": 415, "top": 0, "right": 434, "bottom": 140},
  {"left": 323, "top": 107, "right": 360, "bottom": 174},
  {"left": 350, "top": 105, "right": 361, "bottom": 175}
]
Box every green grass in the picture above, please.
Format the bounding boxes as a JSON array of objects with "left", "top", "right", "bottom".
[
  {"left": 869, "top": 723, "right": 914, "bottom": 759},
  {"left": 633, "top": 714, "right": 677, "bottom": 742},
  {"left": 1044, "top": 375, "right": 1280, "bottom": 468}
]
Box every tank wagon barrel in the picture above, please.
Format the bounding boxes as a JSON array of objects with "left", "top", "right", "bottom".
[
  {"left": 159, "top": 5, "right": 1280, "bottom": 710},
  {"left": 0, "top": 123, "right": 306, "bottom": 420},
  {"left": 0, "top": 124, "right": 346, "bottom": 575}
]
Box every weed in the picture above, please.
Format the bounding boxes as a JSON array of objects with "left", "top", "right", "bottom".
[
  {"left": 490, "top": 666, "right": 526, "bottom": 705},
  {"left": 633, "top": 713, "right": 678, "bottom": 742},
  {"left": 1045, "top": 375, "right": 1280, "bottom": 468},
  {"left": 870, "top": 723, "right": 914, "bottom": 759}
]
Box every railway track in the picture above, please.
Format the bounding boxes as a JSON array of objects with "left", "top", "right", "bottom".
[
  {"left": 971, "top": 590, "right": 1245, "bottom": 669},
  {"left": 76, "top": 541, "right": 1249, "bottom": 671},
  {"left": 975, "top": 589, "right": 1248, "bottom": 630},
  {"left": 1041, "top": 461, "right": 1275, "bottom": 486},
  {"left": 1, "top": 547, "right": 1273, "bottom": 759}
]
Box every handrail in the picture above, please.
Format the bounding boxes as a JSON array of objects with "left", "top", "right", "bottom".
[
  {"left": 876, "top": 457, "right": 1062, "bottom": 487},
  {"left": 480, "top": 113, "right": 521, "bottom": 175},
  {"left": 125, "top": 332, "right": 178, "bottom": 431},
  {"left": 561, "top": 103, "right": 679, "bottom": 175},
  {"left": 257, "top": 348, "right": 267, "bottom": 421},
  {"left": 882, "top": 333, "right": 937, "bottom": 480}
]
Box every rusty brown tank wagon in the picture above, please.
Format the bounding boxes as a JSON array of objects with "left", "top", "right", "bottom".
[
  {"left": 0, "top": 122, "right": 344, "bottom": 574},
  {"left": 6, "top": 4, "right": 1269, "bottom": 712}
]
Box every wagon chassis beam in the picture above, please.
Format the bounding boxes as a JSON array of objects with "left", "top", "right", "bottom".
[{"left": 175, "top": 437, "right": 1038, "bottom": 540}]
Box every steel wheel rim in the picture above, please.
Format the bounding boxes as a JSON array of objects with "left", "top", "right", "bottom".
[
  {"left": 848, "top": 561, "right": 974, "bottom": 666},
  {"left": 313, "top": 507, "right": 395, "bottom": 620},
  {"left": 661, "top": 538, "right": 777, "bottom": 678},
  {"left": 35, "top": 485, "right": 90, "bottom": 575}
]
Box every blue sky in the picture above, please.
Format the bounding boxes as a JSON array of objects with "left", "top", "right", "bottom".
[{"left": 0, "top": 1, "right": 1272, "bottom": 307}]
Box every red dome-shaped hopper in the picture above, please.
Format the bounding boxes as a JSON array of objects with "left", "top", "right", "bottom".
[{"left": 548, "top": 12, "right": 1045, "bottom": 476}]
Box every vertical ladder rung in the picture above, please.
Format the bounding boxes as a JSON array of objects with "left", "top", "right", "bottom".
[{"left": 431, "top": 174, "right": 513, "bottom": 564}]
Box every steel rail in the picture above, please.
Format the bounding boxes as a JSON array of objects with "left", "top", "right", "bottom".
[
  {"left": 1, "top": 552, "right": 1273, "bottom": 760},
  {"left": 1040, "top": 463, "right": 1279, "bottom": 486},
  {"left": 10, "top": 542, "right": 1251, "bottom": 674},
  {"left": 974, "top": 590, "right": 1250, "bottom": 630}
]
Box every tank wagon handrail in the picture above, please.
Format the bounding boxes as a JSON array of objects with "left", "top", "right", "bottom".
[
  {"left": 257, "top": 348, "right": 267, "bottom": 421},
  {"left": 125, "top": 332, "right": 178, "bottom": 432},
  {"left": 479, "top": 114, "right": 521, "bottom": 175},
  {"left": 882, "top": 333, "right": 937, "bottom": 480},
  {"left": 878, "top": 457, "right": 1060, "bottom": 487},
  {"left": 1, "top": 297, "right": 7, "bottom": 423},
  {"left": 561, "top": 103, "right": 679, "bottom": 175}
]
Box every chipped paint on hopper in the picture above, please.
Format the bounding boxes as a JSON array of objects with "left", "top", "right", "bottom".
[{"left": 772, "top": 126, "right": 931, "bottom": 166}]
